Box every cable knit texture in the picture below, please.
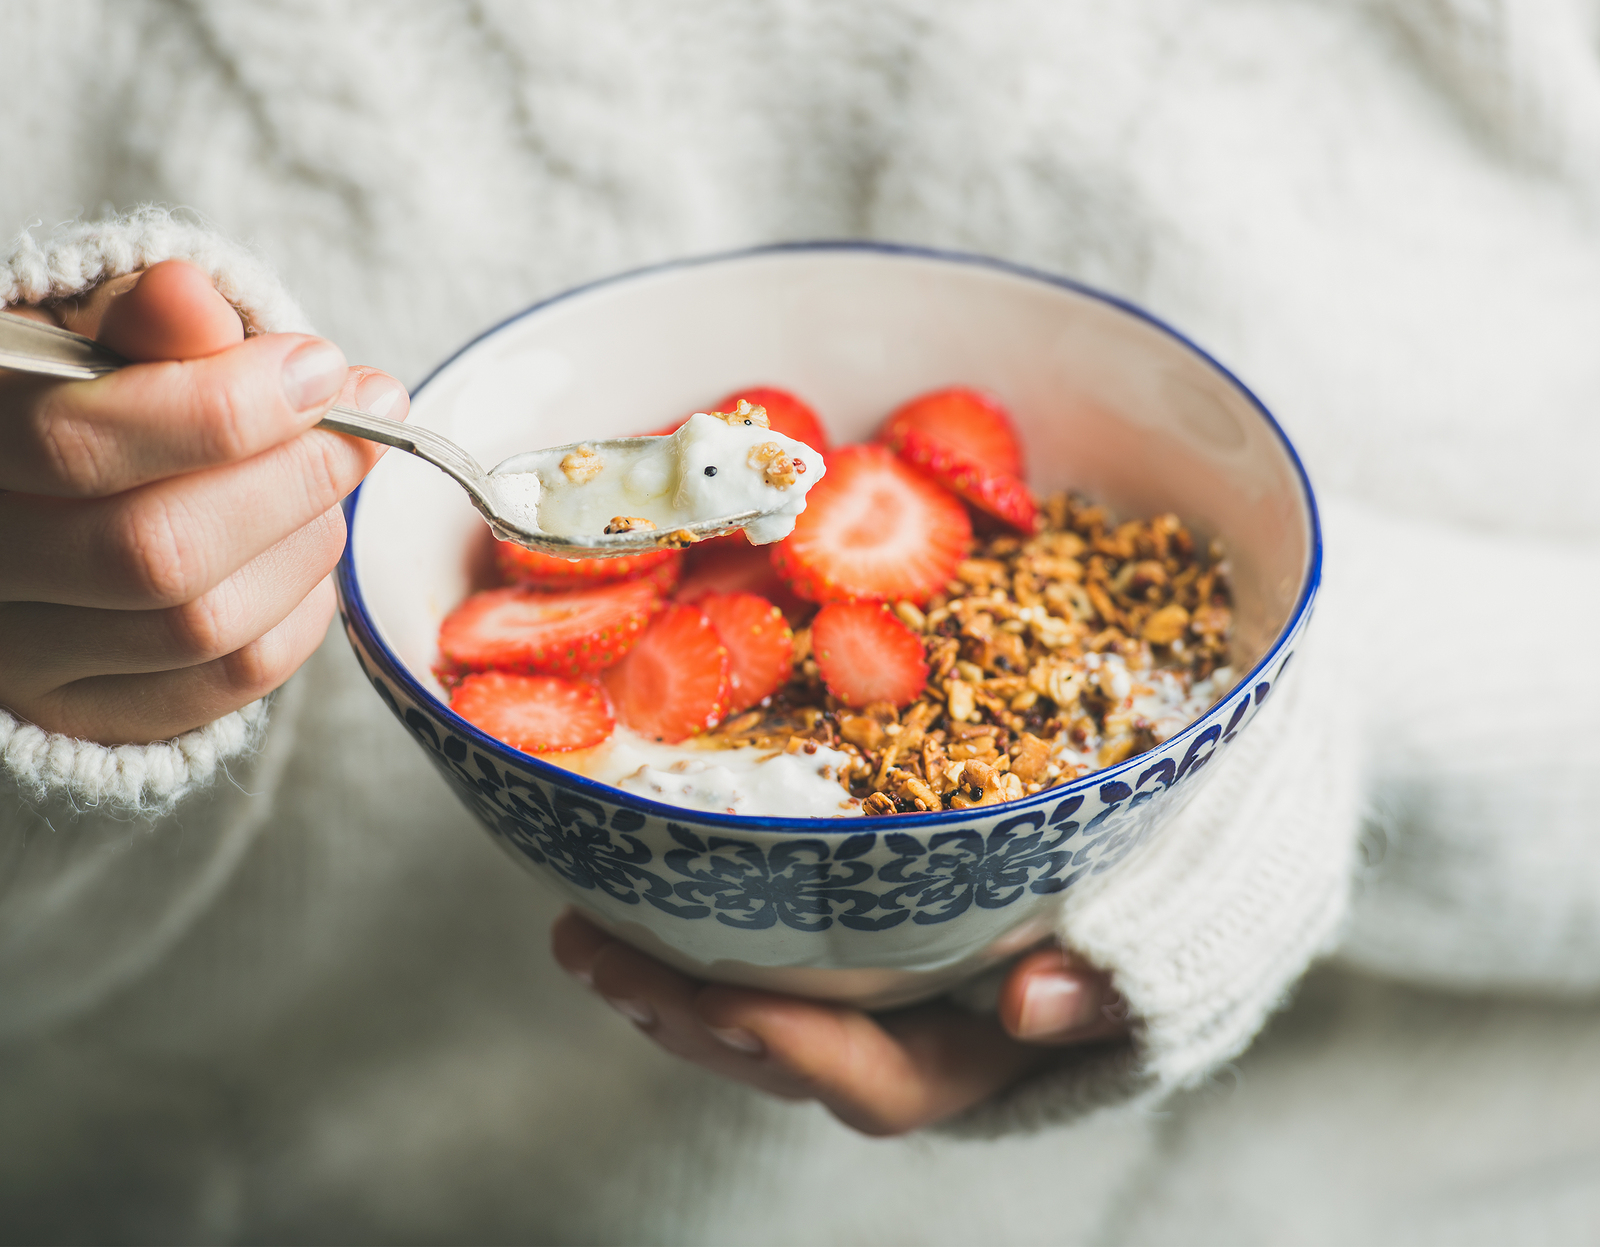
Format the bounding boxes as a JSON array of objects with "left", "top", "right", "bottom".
[
  {"left": 2, "top": 1, "right": 1600, "bottom": 1239},
  {"left": 0, "top": 208, "right": 312, "bottom": 815}
]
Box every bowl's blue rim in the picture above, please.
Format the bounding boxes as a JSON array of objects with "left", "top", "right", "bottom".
[{"left": 336, "top": 240, "right": 1322, "bottom": 833}]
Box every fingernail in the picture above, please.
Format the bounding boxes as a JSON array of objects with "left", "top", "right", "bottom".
[
  {"left": 281, "top": 340, "right": 346, "bottom": 411},
  {"left": 603, "top": 996, "right": 655, "bottom": 1028},
  {"left": 708, "top": 1026, "right": 764, "bottom": 1056},
  {"left": 355, "top": 371, "right": 408, "bottom": 419},
  {"left": 566, "top": 965, "right": 594, "bottom": 988},
  {"left": 1017, "top": 972, "right": 1098, "bottom": 1039}
]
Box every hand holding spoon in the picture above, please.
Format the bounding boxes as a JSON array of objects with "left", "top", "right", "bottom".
[{"left": 0, "top": 317, "right": 821, "bottom": 557}]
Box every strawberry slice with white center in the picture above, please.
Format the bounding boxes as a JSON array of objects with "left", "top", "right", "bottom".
[
  {"left": 877, "top": 386, "right": 1023, "bottom": 477},
  {"left": 450, "top": 672, "right": 615, "bottom": 753},
  {"left": 891, "top": 424, "right": 1038, "bottom": 533},
  {"left": 436, "top": 579, "right": 662, "bottom": 681},
  {"left": 601, "top": 603, "right": 730, "bottom": 742},
  {"left": 771, "top": 444, "right": 971, "bottom": 605},
  {"left": 810, "top": 601, "right": 929, "bottom": 708},
  {"left": 697, "top": 592, "right": 794, "bottom": 714}
]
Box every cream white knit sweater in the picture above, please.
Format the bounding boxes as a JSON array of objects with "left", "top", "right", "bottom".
[{"left": 3, "top": 0, "right": 1599, "bottom": 1239}]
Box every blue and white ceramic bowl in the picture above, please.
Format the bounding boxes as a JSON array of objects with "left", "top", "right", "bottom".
[{"left": 336, "top": 244, "right": 1319, "bottom": 1009}]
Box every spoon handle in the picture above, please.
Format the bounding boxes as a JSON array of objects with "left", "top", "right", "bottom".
[
  {"left": 315, "top": 405, "right": 490, "bottom": 502},
  {"left": 0, "top": 314, "right": 125, "bottom": 378}
]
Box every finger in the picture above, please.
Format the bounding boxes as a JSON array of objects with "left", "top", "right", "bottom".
[
  {"left": 0, "top": 507, "right": 346, "bottom": 697},
  {"left": 997, "top": 946, "right": 1129, "bottom": 1044},
  {"left": 571, "top": 924, "right": 811, "bottom": 1101},
  {"left": 59, "top": 260, "right": 245, "bottom": 361},
  {"left": 0, "top": 370, "right": 404, "bottom": 609},
  {"left": 350, "top": 367, "right": 409, "bottom": 421},
  {"left": 28, "top": 575, "right": 336, "bottom": 743},
  {"left": 549, "top": 907, "right": 613, "bottom": 985},
  {"left": 0, "top": 330, "right": 352, "bottom": 497},
  {"left": 695, "top": 988, "right": 1048, "bottom": 1136}
]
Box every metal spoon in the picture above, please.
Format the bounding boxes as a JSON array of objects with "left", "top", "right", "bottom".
[{"left": 0, "top": 315, "right": 766, "bottom": 557}]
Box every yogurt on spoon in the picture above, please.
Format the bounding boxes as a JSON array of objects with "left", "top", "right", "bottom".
[{"left": 491, "top": 401, "right": 825, "bottom": 548}]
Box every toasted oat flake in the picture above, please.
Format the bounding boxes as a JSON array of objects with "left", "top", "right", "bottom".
[
  {"left": 559, "top": 445, "right": 604, "bottom": 484},
  {"left": 711, "top": 399, "right": 772, "bottom": 429}
]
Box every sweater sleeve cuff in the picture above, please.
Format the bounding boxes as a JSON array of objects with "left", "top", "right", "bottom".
[
  {"left": 943, "top": 632, "right": 1361, "bottom": 1135},
  {"left": 0, "top": 699, "right": 271, "bottom": 817},
  {"left": 0, "top": 206, "right": 313, "bottom": 814},
  {"left": 1, "top": 204, "right": 312, "bottom": 335}
]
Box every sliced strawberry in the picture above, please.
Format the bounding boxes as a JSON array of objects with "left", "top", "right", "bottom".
[
  {"left": 810, "top": 601, "right": 929, "bottom": 708},
  {"left": 601, "top": 604, "right": 730, "bottom": 742},
  {"left": 676, "top": 537, "right": 811, "bottom": 624},
  {"left": 451, "top": 672, "right": 614, "bottom": 753},
  {"left": 641, "top": 555, "right": 685, "bottom": 595},
  {"left": 714, "top": 386, "right": 831, "bottom": 457},
  {"left": 698, "top": 593, "right": 794, "bottom": 714},
  {"left": 496, "top": 541, "right": 684, "bottom": 590},
  {"left": 892, "top": 424, "right": 1038, "bottom": 533},
  {"left": 771, "top": 444, "right": 971, "bottom": 605},
  {"left": 878, "top": 386, "right": 1023, "bottom": 478},
  {"left": 688, "top": 531, "right": 757, "bottom": 554},
  {"left": 437, "top": 579, "right": 662, "bottom": 680}
]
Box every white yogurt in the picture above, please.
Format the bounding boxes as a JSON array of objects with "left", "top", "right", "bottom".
[
  {"left": 549, "top": 729, "right": 863, "bottom": 818},
  {"left": 494, "top": 407, "right": 824, "bottom": 546}
]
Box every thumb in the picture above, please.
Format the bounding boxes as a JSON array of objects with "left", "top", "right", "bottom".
[
  {"left": 68, "top": 259, "right": 246, "bottom": 362},
  {"left": 997, "top": 946, "right": 1129, "bottom": 1044}
]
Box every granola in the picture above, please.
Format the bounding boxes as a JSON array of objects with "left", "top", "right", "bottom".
[{"left": 703, "top": 492, "right": 1234, "bottom": 813}]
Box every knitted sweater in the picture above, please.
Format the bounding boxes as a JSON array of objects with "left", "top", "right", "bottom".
[{"left": 3, "top": 1, "right": 1599, "bottom": 1240}]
